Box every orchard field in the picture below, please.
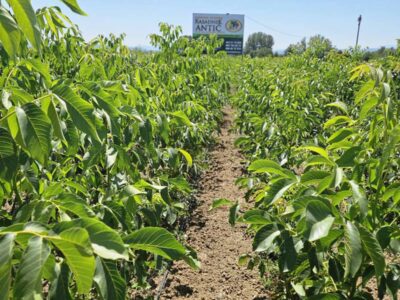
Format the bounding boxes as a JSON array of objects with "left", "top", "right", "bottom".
[{"left": 0, "top": 1, "right": 399, "bottom": 299}]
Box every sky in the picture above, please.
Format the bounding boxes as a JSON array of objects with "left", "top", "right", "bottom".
[{"left": 32, "top": 0, "right": 400, "bottom": 51}]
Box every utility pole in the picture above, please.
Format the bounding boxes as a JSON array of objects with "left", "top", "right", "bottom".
[{"left": 355, "top": 15, "right": 362, "bottom": 48}]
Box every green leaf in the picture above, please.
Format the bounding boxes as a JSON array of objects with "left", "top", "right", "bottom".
[
  {"left": 305, "top": 156, "right": 336, "bottom": 167},
  {"left": 301, "top": 170, "right": 331, "bottom": 185},
  {"left": 0, "top": 234, "right": 15, "bottom": 300},
  {"left": 14, "top": 236, "right": 51, "bottom": 299},
  {"left": 63, "top": 119, "right": 79, "bottom": 155},
  {"left": 327, "top": 128, "right": 355, "bottom": 144},
  {"left": 22, "top": 59, "right": 52, "bottom": 85},
  {"left": 209, "top": 198, "right": 234, "bottom": 211},
  {"left": 53, "top": 84, "right": 100, "bottom": 143},
  {"left": 7, "top": 0, "right": 41, "bottom": 51},
  {"left": 124, "top": 227, "right": 186, "bottom": 261},
  {"left": 0, "top": 7, "right": 21, "bottom": 58},
  {"left": 94, "top": 258, "right": 126, "bottom": 300},
  {"left": 139, "top": 118, "right": 152, "bottom": 144},
  {"left": 309, "top": 216, "right": 335, "bottom": 242},
  {"left": 49, "top": 227, "right": 95, "bottom": 294},
  {"left": 305, "top": 201, "right": 334, "bottom": 242},
  {"left": 278, "top": 231, "right": 297, "bottom": 272},
  {"left": 265, "top": 179, "right": 296, "bottom": 205},
  {"left": 0, "top": 127, "right": 17, "bottom": 181},
  {"left": 178, "top": 148, "right": 193, "bottom": 167},
  {"left": 308, "top": 293, "right": 343, "bottom": 300},
  {"left": 336, "top": 146, "right": 362, "bottom": 168},
  {"left": 360, "top": 96, "right": 378, "bottom": 120},
  {"left": 54, "top": 218, "right": 128, "bottom": 260},
  {"left": 16, "top": 103, "right": 52, "bottom": 165},
  {"left": 349, "top": 181, "right": 368, "bottom": 217},
  {"left": 59, "top": 0, "right": 87, "bottom": 15},
  {"left": 169, "top": 111, "right": 193, "bottom": 126},
  {"left": 81, "top": 83, "right": 120, "bottom": 118},
  {"left": 229, "top": 202, "right": 240, "bottom": 226},
  {"left": 49, "top": 263, "right": 73, "bottom": 300},
  {"left": 253, "top": 224, "right": 280, "bottom": 252},
  {"left": 344, "top": 222, "right": 362, "bottom": 278},
  {"left": 359, "top": 226, "right": 386, "bottom": 277},
  {"left": 41, "top": 95, "right": 65, "bottom": 141},
  {"left": 376, "top": 226, "right": 392, "bottom": 249},
  {"left": 105, "top": 146, "right": 118, "bottom": 169},
  {"left": 298, "top": 145, "right": 330, "bottom": 159},
  {"left": 354, "top": 79, "right": 375, "bottom": 103},
  {"left": 323, "top": 116, "right": 354, "bottom": 129},
  {"left": 242, "top": 209, "right": 270, "bottom": 225},
  {"left": 326, "top": 101, "right": 348, "bottom": 114},
  {"left": 51, "top": 194, "right": 94, "bottom": 218},
  {"left": 248, "top": 159, "right": 295, "bottom": 179}
]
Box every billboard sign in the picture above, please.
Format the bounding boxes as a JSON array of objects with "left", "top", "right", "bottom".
[{"left": 193, "top": 13, "right": 245, "bottom": 55}]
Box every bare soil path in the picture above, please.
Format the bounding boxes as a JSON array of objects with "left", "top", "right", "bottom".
[{"left": 160, "top": 107, "right": 270, "bottom": 300}]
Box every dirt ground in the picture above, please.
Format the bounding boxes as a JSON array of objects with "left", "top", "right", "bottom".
[{"left": 159, "top": 107, "right": 270, "bottom": 300}]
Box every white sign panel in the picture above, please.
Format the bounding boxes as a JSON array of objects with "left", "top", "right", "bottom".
[
  {"left": 193, "top": 13, "right": 245, "bottom": 37},
  {"left": 193, "top": 13, "right": 245, "bottom": 54}
]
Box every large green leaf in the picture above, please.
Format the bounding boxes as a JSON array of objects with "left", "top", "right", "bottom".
[
  {"left": 59, "top": 0, "right": 87, "bottom": 15},
  {"left": 305, "top": 201, "right": 334, "bottom": 242},
  {"left": 63, "top": 119, "right": 79, "bottom": 155},
  {"left": 94, "top": 258, "right": 126, "bottom": 300},
  {"left": 336, "top": 146, "right": 362, "bottom": 168},
  {"left": 54, "top": 218, "right": 128, "bottom": 260},
  {"left": 0, "top": 127, "right": 17, "bottom": 181},
  {"left": 124, "top": 227, "right": 186, "bottom": 260},
  {"left": 327, "top": 128, "right": 355, "bottom": 144},
  {"left": 51, "top": 193, "right": 94, "bottom": 218},
  {"left": 53, "top": 84, "right": 100, "bottom": 143},
  {"left": 41, "top": 95, "right": 65, "bottom": 141},
  {"left": 278, "top": 231, "right": 297, "bottom": 272},
  {"left": 253, "top": 224, "right": 280, "bottom": 252},
  {"left": 81, "top": 83, "right": 120, "bottom": 118},
  {"left": 323, "top": 116, "right": 354, "bottom": 129},
  {"left": 14, "top": 236, "right": 51, "bottom": 299},
  {"left": 7, "top": 0, "right": 41, "bottom": 51},
  {"left": 242, "top": 209, "right": 270, "bottom": 225},
  {"left": 0, "top": 7, "right": 21, "bottom": 58},
  {"left": 298, "top": 145, "right": 330, "bottom": 159},
  {"left": 49, "top": 228, "right": 95, "bottom": 294},
  {"left": 349, "top": 181, "right": 368, "bottom": 217},
  {"left": 49, "top": 263, "right": 73, "bottom": 300},
  {"left": 248, "top": 159, "right": 296, "bottom": 179},
  {"left": 359, "top": 226, "right": 386, "bottom": 277},
  {"left": 16, "top": 103, "right": 52, "bottom": 165},
  {"left": 344, "top": 221, "right": 362, "bottom": 278},
  {"left": 0, "top": 234, "right": 15, "bottom": 300},
  {"left": 22, "top": 59, "right": 52, "bottom": 86},
  {"left": 265, "top": 178, "right": 296, "bottom": 205},
  {"left": 301, "top": 170, "right": 331, "bottom": 185},
  {"left": 169, "top": 111, "right": 193, "bottom": 126},
  {"left": 139, "top": 119, "right": 152, "bottom": 144}
]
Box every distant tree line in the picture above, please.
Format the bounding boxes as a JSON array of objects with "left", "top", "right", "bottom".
[
  {"left": 244, "top": 33, "right": 399, "bottom": 60},
  {"left": 244, "top": 33, "right": 334, "bottom": 58}
]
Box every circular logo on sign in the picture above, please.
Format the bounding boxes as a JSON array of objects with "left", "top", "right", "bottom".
[{"left": 225, "top": 20, "right": 242, "bottom": 32}]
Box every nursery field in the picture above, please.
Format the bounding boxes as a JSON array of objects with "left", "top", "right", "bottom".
[{"left": 0, "top": 1, "right": 399, "bottom": 299}]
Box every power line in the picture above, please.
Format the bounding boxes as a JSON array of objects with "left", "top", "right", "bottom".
[{"left": 245, "top": 15, "right": 302, "bottom": 38}]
